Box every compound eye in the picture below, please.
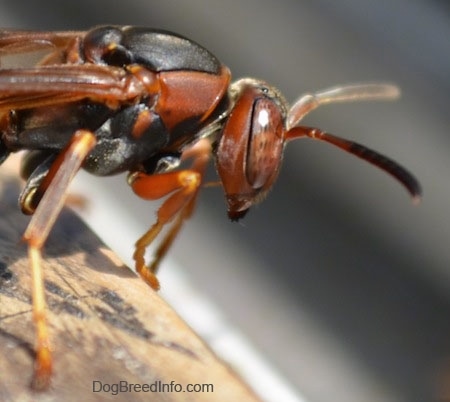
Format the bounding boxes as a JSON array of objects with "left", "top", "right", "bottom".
[
  {"left": 246, "top": 97, "right": 284, "bottom": 189},
  {"left": 216, "top": 84, "right": 287, "bottom": 220},
  {"left": 83, "top": 26, "right": 132, "bottom": 66}
]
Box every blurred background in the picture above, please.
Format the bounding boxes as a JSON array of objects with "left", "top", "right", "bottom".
[{"left": 0, "top": 1, "right": 449, "bottom": 401}]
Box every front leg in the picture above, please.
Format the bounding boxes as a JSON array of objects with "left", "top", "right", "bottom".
[{"left": 128, "top": 139, "right": 212, "bottom": 290}]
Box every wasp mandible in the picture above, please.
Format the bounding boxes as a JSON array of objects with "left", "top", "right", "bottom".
[{"left": 0, "top": 25, "right": 421, "bottom": 389}]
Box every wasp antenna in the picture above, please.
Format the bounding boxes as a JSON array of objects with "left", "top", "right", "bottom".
[
  {"left": 286, "top": 126, "right": 421, "bottom": 202},
  {"left": 287, "top": 83, "right": 400, "bottom": 130},
  {"left": 315, "top": 83, "right": 400, "bottom": 103}
]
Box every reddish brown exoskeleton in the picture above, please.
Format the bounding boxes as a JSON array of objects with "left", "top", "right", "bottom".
[{"left": 0, "top": 25, "right": 421, "bottom": 389}]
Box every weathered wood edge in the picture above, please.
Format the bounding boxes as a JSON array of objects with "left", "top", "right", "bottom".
[{"left": 0, "top": 156, "right": 262, "bottom": 402}]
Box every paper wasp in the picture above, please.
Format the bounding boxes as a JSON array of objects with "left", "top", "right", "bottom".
[{"left": 0, "top": 25, "right": 421, "bottom": 389}]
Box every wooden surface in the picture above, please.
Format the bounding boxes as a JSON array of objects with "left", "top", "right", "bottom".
[{"left": 0, "top": 157, "right": 262, "bottom": 402}]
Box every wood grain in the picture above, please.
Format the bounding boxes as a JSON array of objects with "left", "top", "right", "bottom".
[{"left": 0, "top": 156, "right": 262, "bottom": 402}]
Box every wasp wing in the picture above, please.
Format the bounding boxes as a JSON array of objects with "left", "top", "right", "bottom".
[
  {"left": 0, "top": 63, "right": 142, "bottom": 111},
  {"left": 0, "top": 29, "right": 83, "bottom": 56},
  {"left": 0, "top": 30, "right": 145, "bottom": 111}
]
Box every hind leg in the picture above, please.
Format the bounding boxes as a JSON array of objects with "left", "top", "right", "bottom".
[{"left": 22, "top": 130, "right": 96, "bottom": 389}]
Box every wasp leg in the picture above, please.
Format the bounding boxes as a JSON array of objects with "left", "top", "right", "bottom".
[
  {"left": 19, "top": 151, "right": 57, "bottom": 215},
  {"left": 129, "top": 139, "right": 211, "bottom": 290},
  {"left": 19, "top": 150, "right": 89, "bottom": 215},
  {"left": 22, "top": 130, "right": 96, "bottom": 390}
]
